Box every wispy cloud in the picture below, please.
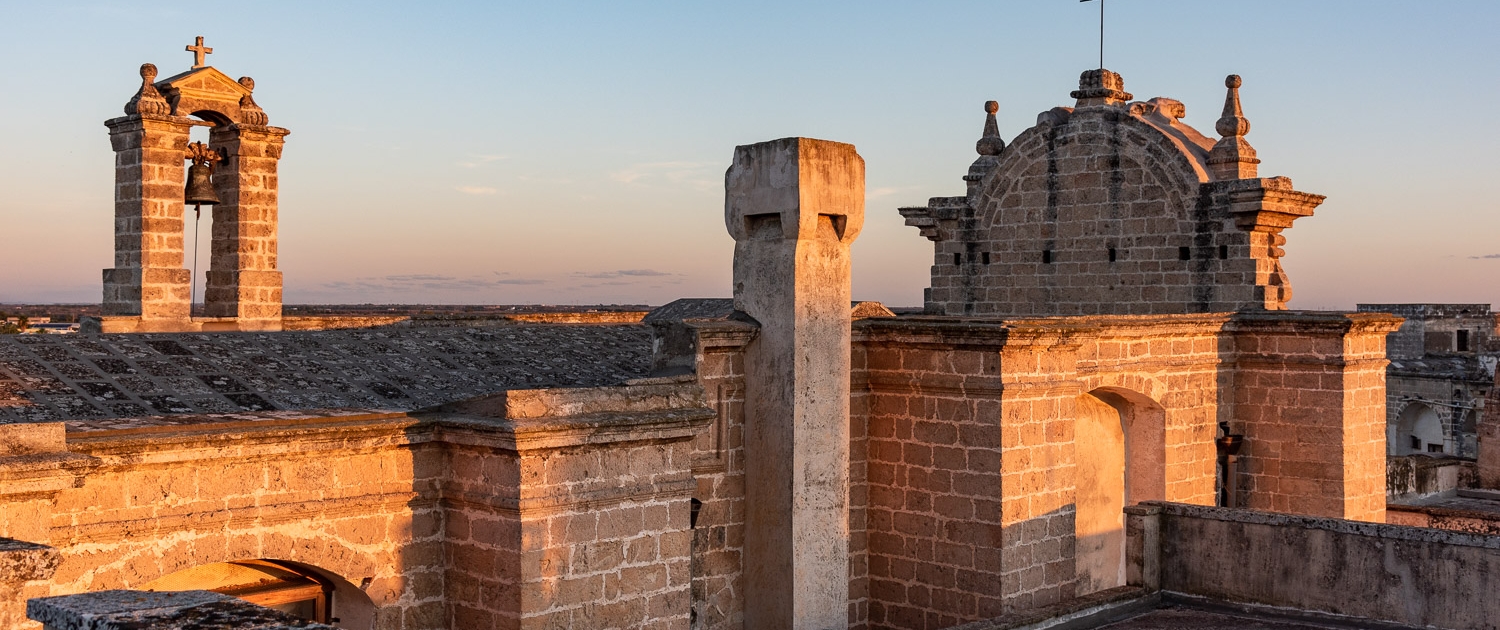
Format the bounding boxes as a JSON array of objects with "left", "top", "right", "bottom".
[
  {"left": 1471, "top": 254, "right": 1500, "bottom": 259},
  {"left": 609, "top": 161, "right": 717, "bottom": 190},
  {"left": 573, "top": 269, "right": 675, "bottom": 279},
  {"left": 456, "top": 154, "right": 510, "bottom": 168},
  {"left": 456, "top": 186, "right": 498, "bottom": 195},
  {"left": 323, "top": 273, "right": 546, "bottom": 293}
]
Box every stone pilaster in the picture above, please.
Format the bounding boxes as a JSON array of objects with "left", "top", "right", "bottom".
[
  {"left": 1228, "top": 312, "right": 1402, "bottom": 522},
  {"left": 204, "top": 124, "right": 289, "bottom": 329},
  {"left": 102, "top": 114, "right": 193, "bottom": 325},
  {"left": 725, "top": 137, "right": 864, "bottom": 629}
]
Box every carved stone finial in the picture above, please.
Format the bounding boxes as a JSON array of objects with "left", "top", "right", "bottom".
[
  {"left": 237, "top": 76, "right": 268, "bottom": 126},
  {"left": 1070, "top": 68, "right": 1132, "bottom": 107},
  {"left": 976, "top": 100, "right": 1005, "bottom": 156},
  {"left": 1207, "top": 73, "right": 1260, "bottom": 180},
  {"left": 124, "top": 63, "right": 171, "bottom": 117}
]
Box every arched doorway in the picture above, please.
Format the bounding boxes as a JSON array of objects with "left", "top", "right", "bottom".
[
  {"left": 140, "top": 559, "right": 374, "bottom": 628},
  {"left": 1074, "top": 387, "right": 1166, "bottom": 595},
  {"left": 1396, "top": 403, "right": 1444, "bottom": 455}
]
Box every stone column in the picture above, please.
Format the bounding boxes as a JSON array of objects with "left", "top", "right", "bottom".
[
  {"left": 102, "top": 112, "right": 193, "bottom": 327},
  {"left": 726, "top": 137, "right": 864, "bottom": 629},
  {"left": 204, "top": 124, "right": 289, "bottom": 330}
]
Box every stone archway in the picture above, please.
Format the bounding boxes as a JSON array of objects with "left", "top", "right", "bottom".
[
  {"left": 1397, "top": 402, "right": 1444, "bottom": 455},
  {"left": 1074, "top": 386, "right": 1167, "bottom": 595},
  {"left": 140, "top": 558, "right": 375, "bottom": 629}
]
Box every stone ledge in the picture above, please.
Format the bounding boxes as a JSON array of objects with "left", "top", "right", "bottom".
[
  {"left": 1147, "top": 501, "right": 1500, "bottom": 549},
  {"left": 27, "top": 590, "right": 334, "bottom": 629},
  {"left": 0, "top": 538, "right": 59, "bottom": 585}
]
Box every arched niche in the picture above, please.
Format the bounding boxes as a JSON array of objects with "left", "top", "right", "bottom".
[
  {"left": 1074, "top": 386, "right": 1167, "bottom": 595},
  {"left": 140, "top": 559, "right": 375, "bottom": 629},
  {"left": 1396, "top": 402, "right": 1445, "bottom": 455}
]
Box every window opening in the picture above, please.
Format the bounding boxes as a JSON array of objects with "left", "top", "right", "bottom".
[
  {"left": 1178, "top": 246, "right": 1191, "bottom": 261},
  {"left": 1043, "top": 250, "right": 1053, "bottom": 264}
]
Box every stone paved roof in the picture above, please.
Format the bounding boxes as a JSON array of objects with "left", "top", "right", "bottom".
[{"left": 0, "top": 324, "right": 651, "bottom": 425}]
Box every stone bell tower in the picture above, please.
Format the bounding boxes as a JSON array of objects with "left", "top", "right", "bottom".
[{"left": 90, "top": 37, "right": 289, "bottom": 333}]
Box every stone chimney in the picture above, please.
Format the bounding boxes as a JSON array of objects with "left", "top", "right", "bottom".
[{"left": 725, "top": 137, "right": 864, "bottom": 629}]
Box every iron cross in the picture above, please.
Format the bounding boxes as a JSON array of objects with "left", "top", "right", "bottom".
[
  {"left": 1080, "top": 0, "right": 1103, "bottom": 69},
  {"left": 186, "top": 36, "right": 213, "bottom": 69}
]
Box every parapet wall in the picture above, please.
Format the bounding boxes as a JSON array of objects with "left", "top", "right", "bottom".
[
  {"left": 1, "top": 377, "right": 712, "bottom": 630},
  {"left": 1129, "top": 501, "right": 1500, "bottom": 629}
]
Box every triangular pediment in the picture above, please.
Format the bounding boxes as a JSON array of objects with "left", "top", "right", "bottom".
[{"left": 155, "top": 66, "right": 250, "bottom": 103}]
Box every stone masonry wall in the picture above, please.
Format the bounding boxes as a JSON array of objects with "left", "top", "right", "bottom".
[
  {"left": 430, "top": 382, "right": 710, "bottom": 629},
  {"left": 855, "top": 321, "right": 1010, "bottom": 629},
  {"left": 102, "top": 115, "right": 192, "bottom": 323},
  {"left": 1228, "top": 312, "right": 1400, "bottom": 521},
  {"left": 6, "top": 412, "right": 447, "bottom": 630},
  {"left": 904, "top": 72, "right": 1323, "bottom": 319},
  {"left": 204, "top": 125, "right": 289, "bottom": 326}
]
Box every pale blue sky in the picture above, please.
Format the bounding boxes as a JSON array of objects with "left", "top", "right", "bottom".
[{"left": 1, "top": 1, "right": 1496, "bottom": 308}]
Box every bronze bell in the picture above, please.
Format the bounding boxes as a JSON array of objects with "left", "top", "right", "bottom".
[{"left": 184, "top": 160, "right": 221, "bottom": 207}]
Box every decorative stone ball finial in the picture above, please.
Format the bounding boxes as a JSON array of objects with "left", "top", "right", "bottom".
[
  {"left": 976, "top": 100, "right": 1005, "bottom": 156},
  {"left": 124, "top": 62, "right": 171, "bottom": 117},
  {"left": 237, "top": 76, "right": 269, "bottom": 126},
  {"left": 1216, "top": 74, "right": 1250, "bottom": 138}
]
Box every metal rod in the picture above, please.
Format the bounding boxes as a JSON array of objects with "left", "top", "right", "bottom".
[
  {"left": 192, "top": 205, "right": 201, "bottom": 317},
  {"left": 1100, "top": 0, "right": 1104, "bottom": 69}
]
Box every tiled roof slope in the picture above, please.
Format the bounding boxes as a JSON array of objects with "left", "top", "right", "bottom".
[{"left": 0, "top": 324, "right": 651, "bottom": 424}]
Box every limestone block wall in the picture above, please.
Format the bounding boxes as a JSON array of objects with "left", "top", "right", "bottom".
[
  {"left": 848, "top": 315, "right": 1232, "bottom": 630},
  {"left": 1, "top": 378, "right": 712, "bottom": 630},
  {"left": 1227, "top": 312, "right": 1400, "bottom": 521},
  {"left": 428, "top": 382, "right": 710, "bottom": 629},
  {"left": 904, "top": 72, "right": 1323, "bottom": 319},
  {"left": 1073, "top": 315, "right": 1228, "bottom": 506},
  {"left": 102, "top": 115, "right": 193, "bottom": 323},
  {"left": 641, "top": 311, "right": 756, "bottom": 630},
  {"left": 0, "top": 412, "right": 446, "bottom": 630},
  {"left": 854, "top": 320, "right": 1011, "bottom": 628},
  {"left": 204, "top": 124, "right": 289, "bottom": 326}
]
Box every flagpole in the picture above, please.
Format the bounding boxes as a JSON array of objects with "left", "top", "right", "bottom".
[{"left": 1081, "top": 0, "right": 1104, "bottom": 70}]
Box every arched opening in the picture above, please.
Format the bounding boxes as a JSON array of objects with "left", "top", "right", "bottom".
[
  {"left": 1397, "top": 403, "right": 1445, "bottom": 455},
  {"left": 140, "top": 559, "right": 375, "bottom": 629},
  {"left": 1074, "top": 387, "right": 1166, "bottom": 595},
  {"left": 185, "top": 113, "right": 224, "bottom": 318}
]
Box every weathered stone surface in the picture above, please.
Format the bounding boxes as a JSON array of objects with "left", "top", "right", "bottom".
[
  {"left": 1144, "top": 501, "right": 1500, "bottom": 630},
  {"left": 102, "top": 50, "right": 290, "bottom": 333},
  {"left": 904, "top": 71, "right": 1323, "bottom": 317},
  {"left": 726, "top": 137, "right": 863, "bottom": 629},
  {"left": 28, "top": 589, "right": 334, "bottom": 629},
  {"left": 0, "top": 324, "right": 651, "bottom": 425}
]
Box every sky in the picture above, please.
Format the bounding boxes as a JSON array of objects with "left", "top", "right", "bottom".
[{"left": 0, "top": 1, "right": 1496, "bottom": 309}]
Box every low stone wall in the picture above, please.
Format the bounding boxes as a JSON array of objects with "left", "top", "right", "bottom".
[
  {"left": 1128, "top": 501, "right": 1500, "bottom": 629},
  {"left": 1387, "top": 455, "right": 1475, "bottom": 501}
]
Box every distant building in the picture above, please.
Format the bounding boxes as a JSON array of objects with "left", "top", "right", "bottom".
[
  {"left": 1358, "top": 304, "right": 1498, "bottom": 458},
  {"left": 22, "top": 322, "right": 79, "bottom": 335}
]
